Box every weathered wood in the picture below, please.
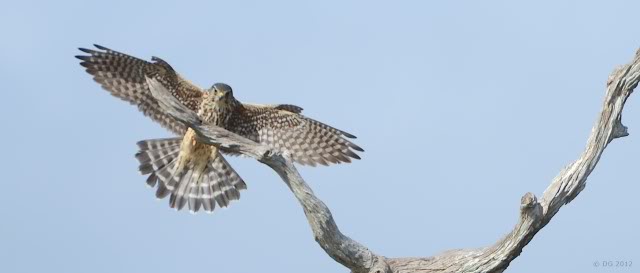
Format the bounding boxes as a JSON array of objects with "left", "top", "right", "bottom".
[{"left": 145, "top": 47, "right": 639, "bottom": 273}]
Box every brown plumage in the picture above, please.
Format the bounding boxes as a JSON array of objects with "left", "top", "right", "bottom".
[{"left": 76, "top": 45, "right": 363, "bottom": 213}]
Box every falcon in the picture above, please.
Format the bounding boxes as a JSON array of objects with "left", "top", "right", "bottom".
[{"left": 76, "top": 45, "right": 363, "bottom": 213}]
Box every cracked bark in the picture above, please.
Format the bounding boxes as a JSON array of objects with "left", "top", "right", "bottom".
[{"left": 145, "top": 47, "right": 639, "bottom": 273}]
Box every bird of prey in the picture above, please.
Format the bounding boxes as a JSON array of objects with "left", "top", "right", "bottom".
[{"left": 76, "top": 45, "right": 363, "bottom": 213}]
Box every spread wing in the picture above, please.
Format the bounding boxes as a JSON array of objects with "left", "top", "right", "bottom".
[
  {"left": 76, "top": 44, "right": 205, "bottom": 135},
  {"left": 229, "top": 105, "right": 363, "bottom": 166}
]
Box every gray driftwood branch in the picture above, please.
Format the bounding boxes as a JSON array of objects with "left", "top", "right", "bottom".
[{"left": 145, "top": 47, "right": 639, "bottom": 273}]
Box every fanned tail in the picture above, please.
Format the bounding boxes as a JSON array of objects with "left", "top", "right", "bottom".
[{"left": 135, "top": 138, "right": 246, "bottom": 213}]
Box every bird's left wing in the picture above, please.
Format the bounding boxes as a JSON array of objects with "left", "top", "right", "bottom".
[
  {"left": 76, "top": 44, "right": 205, "bottom": 135},
  {"left": 228, "top": 106, "right": 363, "bottom": 166}
]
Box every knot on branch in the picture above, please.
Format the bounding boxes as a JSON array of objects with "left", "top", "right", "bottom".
[
  {"left": 360, "top": 255, "right": 391, "bottom": 273},
  {"left": 612, "top": 121, "right": 629, "bottom": 139},
  {"left": 520, "top": 192, "right": 537, "bottom": 209},
  {"left": 520, "top": 192, "right": 543, "bottom": 222}
]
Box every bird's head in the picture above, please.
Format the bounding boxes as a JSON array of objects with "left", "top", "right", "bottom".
[{"left": 208, "top": 82, "right": 234, "bottom": 103}]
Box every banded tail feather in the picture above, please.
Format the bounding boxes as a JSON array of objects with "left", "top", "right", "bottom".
[{"left": 135, "top": 138, "right": 246, "bottom": 213}]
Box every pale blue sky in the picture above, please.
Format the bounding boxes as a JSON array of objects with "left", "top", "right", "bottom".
[{"left": 1, "top": 1, "right": 638, "bottom": 272}]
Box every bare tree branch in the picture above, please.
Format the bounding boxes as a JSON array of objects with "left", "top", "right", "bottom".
[
  {"left": 145, "top": 47, "right": 639, "bottom": 273},
  {"left": 146, "top": 77, "right": 389, "bottom": 273}
]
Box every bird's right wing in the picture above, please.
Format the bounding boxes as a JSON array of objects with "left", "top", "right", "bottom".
[{"left": 76, "top": 45, "right": 205, "bottom": 135}]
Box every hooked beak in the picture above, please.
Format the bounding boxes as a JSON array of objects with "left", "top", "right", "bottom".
[{"left": 216, "top": 90, "right": 228, "bottom": 99}]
